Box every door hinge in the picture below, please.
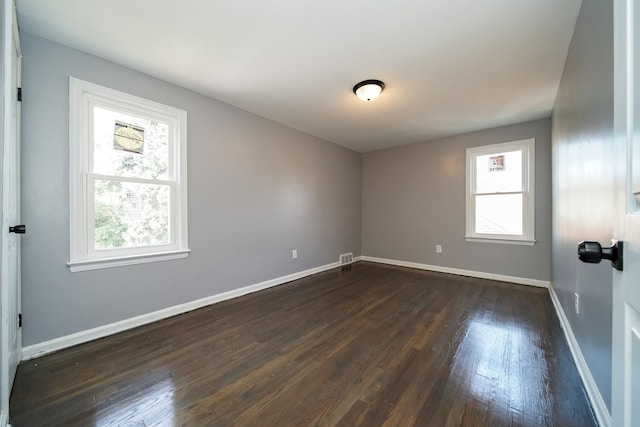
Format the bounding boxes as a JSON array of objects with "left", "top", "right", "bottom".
[
  {"left": 17, "top": 87, "right": 21, "bottom": 102},
  {"left": 18, "top": 313, "right": 22, "bottom": 328}
]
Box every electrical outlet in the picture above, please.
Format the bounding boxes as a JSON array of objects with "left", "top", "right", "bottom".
[
  {"left": 436, "top": 245, "right": 442, "bottom": 253},
  {"left": 574, "top": 293, "right": 580, "bottom": 314},
  {"left": 292, "top": 249, "right": 298, "bottom": 259}
]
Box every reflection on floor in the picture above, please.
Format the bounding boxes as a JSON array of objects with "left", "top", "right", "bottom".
[{"left": 10, "top": 262, "right": 597, "bottom": 426}]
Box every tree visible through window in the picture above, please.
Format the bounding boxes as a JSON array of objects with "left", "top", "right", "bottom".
[
  {"left": 92, "top": 107, "right": 170, "bottom": 250},
  {"left": 69, "top": 78, "right": 189, "bottom": 271}
]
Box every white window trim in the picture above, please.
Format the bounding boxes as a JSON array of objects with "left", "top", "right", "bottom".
[
  {"left": 465, "top": 138, "right": 535, "bottom": 246},
  {"left": 68, "top": 77, "right": 189, "bottom": 272}
]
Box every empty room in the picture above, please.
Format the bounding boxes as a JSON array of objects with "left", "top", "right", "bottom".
[{"left": 1, "top": 0, "right": 638, "bottom": 426}]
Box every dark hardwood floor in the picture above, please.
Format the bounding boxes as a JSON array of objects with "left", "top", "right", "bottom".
[{"left": 10, "top": 262, "right": 597, "bottom": 426}]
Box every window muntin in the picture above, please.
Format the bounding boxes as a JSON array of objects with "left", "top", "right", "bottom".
[
  {"left": 465, "top": 139, "right": 535, "bottom": 245},
  {"left": 69, "top": 78, "right": 189, "bottom": 271}
]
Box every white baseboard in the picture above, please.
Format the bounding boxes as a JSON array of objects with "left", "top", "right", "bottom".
[
  {"left": 361, "top": 256, "right": 550, "bottom": 288},
  {"left": 22, "top": 260, "right": 346, "bottom": 360},
  {"left": 548, "top": 284, "right": 611, "bottom": 427}
]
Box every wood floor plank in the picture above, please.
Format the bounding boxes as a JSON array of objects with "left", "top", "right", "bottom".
[{"left": 10, "top": 262, "right": 598, "bottom": 426}]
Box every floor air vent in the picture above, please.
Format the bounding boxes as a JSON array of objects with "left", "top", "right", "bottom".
[{"left": 339, "top": 253, "right": 353, "bottom": 265}]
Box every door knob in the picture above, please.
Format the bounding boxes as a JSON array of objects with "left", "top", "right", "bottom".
[
  {"left": 577, "top": 240, "right": 623, "bottom": 271},
  {"left": 9, "top": 224, "right": 25, "bottom": 234}
]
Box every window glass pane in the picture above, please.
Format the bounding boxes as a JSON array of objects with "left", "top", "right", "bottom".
[
  {"left": 94, "top": 179, "right": 170, "bottom": 249},
  {"left": 475, "top": 150, "right": 522, "bottom": 193},
  {"left": 93, "top": 106, "right": 169, "bottom": 180},
  {"left": 475, "top": 193, "right": 523, "bottom": 235}
]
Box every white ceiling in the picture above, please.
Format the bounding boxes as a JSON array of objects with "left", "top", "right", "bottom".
[{"left": 15, "top": 0, "right": 582, "bottom": 153}]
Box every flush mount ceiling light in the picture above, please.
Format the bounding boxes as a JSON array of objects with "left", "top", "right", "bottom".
[{"left": 353, "top": 79, "right": 385, "bottom": 102}]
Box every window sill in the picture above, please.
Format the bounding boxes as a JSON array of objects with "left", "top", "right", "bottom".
[
  {"left": 465, "top": 236, "right": 536, "bottom": 246},
  {"left": 68, "top": 249, "right": 191, "bottom": 272}
]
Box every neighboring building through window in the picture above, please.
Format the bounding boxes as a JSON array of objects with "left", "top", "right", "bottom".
[
  {"left": 68, "top": 78, "right": 189, "bottom": 271},
  {"left": 465, "top": 138, "right": 535, "bottom": 245}
]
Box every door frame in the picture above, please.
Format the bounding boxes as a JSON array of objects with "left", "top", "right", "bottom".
[{"left": 0, "top": 0, "right": 20, "bottom": 424}]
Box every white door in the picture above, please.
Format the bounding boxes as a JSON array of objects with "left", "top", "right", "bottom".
[
  {"left": 0, "top": 0, "right": 20, "bottom": 423},
  {"left": 612, "top": 0, "right": 640, "bottom": 426}
]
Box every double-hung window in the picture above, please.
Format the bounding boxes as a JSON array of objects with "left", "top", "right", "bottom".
[
  {"left": 69, "top": 78, "right": 189, "bottom": 271},
  {"left": 465, "top": 138, "right": 535, "bottom": 245}
]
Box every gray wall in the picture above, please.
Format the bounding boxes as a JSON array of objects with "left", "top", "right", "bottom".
[
  {"left": 551, "top": 0, "right": 613, "bottom": 411},
  {"left": 361, "top": 118, "right": 552, "bottom": 281},
  {"left": 20, "top": 34, "right": 361, "bottom": 346}
]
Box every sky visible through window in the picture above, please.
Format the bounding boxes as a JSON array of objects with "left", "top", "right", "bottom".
[{"left": 475, "top": 150, "right": 523, "bottom": 235}]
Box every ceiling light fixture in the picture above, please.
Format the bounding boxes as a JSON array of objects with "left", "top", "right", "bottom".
[{"left": 353, "top": 79, "right": 385, "bottom": 102}]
